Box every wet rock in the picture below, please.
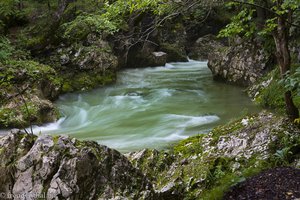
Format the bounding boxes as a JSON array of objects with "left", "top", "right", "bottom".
[
  {"left": 160, "top": 43, "right": 188, "bottom": 63},
  {"left": 0, "top": 131, "right": 156, "bottom": 199},
  {"left": 158, "top": 22, "right": 188, "bottom": 62},
  {"left": 125, "top": 42, "right": 167, "bottom": 68},
  {"left": 207, "top": 40, "right": 274, "bottom": 86},
  {"left": 49, "top": 39, "right": 118, "bottom": 92},
  {"left": 188, "top": 34, "right": 224, "bottom": 60},
  {"left": 127, "top": 111, "right": 300, "bottom": 199},
  {"left": 152, "top": 51, "right": 167, "bottom": 66}
]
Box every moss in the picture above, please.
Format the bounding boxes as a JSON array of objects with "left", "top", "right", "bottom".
[
  {"left": 0, "top": 108, "right": 18, "bottom": 128},
  {"left": 256, "top": 80, "right": 286, "bottom": 113},
  {"left": 61, "top": 71, "right": 116, "bottom": 92},
  {"left": 173, "top": 135, "right": 204, "bottom": 156},
  {"left": 209, "top": 120, "right": 244, "bottom": 146},
  {"left": 62, "top": 82, "right": 74, "bottom": 93},
  {"left": 254, "top": 65, "right": 300, "bottom": 113},
  {"left": 199, "top": 157, "right": 274, "bottom": 200},
  {"left": 160, "top": 43, "right": 187, "bottom": 62},
  {"left": 144, "top": 112, "right": 300, "bottom": 199},
  {"left": 52, "top": 135, "right": 60, "bottom": 145}
]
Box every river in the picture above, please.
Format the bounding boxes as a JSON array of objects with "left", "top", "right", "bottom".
[{"left": 31, "top": 60, "right": 259, "bottom": 152}]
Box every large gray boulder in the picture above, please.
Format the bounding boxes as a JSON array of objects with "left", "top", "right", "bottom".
[
  {"left": 0, "top": 131, "right": 155, "bottom": 199},
  {"left": 207, "top": 40, "right": 273, "bottom": 86}
]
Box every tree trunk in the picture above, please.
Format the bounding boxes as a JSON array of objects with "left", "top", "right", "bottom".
[{"left": 273, "top": 12, "right": 299, "bottom": 120}]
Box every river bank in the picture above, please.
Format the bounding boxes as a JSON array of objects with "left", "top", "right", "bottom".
[
  {"left": 1, "top": 1, "right": 300, "bottom": 199},
  {"left": 1, "top": 111, "right": 299, "bottom": 199}
]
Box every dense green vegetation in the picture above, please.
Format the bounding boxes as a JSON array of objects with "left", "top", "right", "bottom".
[{"left": 218, "top": 0, "right": 300, "bottom": 120}]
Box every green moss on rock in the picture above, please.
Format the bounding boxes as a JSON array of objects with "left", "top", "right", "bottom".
[
  {"left": 127, "top": 111, "right": 300, "bottom": 199},
  {"left": 160, "top": 43, "right": 188, "bottom": 62},
  {"left": 0, "top": 60, "right": 62, "bottom": 128}
]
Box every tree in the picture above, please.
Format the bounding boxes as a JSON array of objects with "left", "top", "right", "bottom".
[
  {"left": 219, "top": 0, "right": 300, "bottom": 120},
  {"left": 272, "top": 0, "right": 300, "bottom": 120}
]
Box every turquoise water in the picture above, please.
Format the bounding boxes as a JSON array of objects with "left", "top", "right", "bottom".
[{"left": 31, "top": 60, "right": 259, "bottom": 152}]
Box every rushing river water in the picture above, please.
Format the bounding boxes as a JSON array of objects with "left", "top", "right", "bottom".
[{"left": 31, "top": 60, "right": 259, "bottom": 152}]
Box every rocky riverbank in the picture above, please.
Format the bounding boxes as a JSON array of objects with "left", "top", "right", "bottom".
[{"left": 1, "top": 111, "right": 299, "bottom": 199}]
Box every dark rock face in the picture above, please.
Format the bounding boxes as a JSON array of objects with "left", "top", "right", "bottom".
[
  {"left": 207, "top": 40, "right": 273, "bottom": 86},
  {"left": 188, "top": 34, "right": 224, "bottom": 60},
  {"left": 0, "top": 131, "right": 155, "bottom": 199},
  {"left": 50, "top": 38, "right": 118, "bottom": 92},
  {"left": 126, "top": 43, "right": 168, "bottom": 68},
  {"left": 158, "top": 22, "right": 188, "bottom": 62},
  {"left": 119, "top": 21, "right": 188, "bottom": 68}
]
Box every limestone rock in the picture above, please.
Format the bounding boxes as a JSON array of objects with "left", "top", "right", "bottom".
[
  {"left": 0, "top": 131, "right": 156, "bottom": 199},
  {"left": 207, "top": 40, "right": 273, "bottom": 86},
  {"left": 188, "top": 34, "right": 224, "bottom": 60},
  {"left": 127, "top": 111, "right": 300, "bottom": 199}
]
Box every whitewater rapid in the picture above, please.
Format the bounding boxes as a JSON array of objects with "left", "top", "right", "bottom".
[{"left": 29, "top": 60, "right": 259, "bottom": 152}]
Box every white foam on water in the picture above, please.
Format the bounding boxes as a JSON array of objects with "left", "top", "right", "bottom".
[
  {"left": 153, "top": 88, "right": 175, "bottom": 98},
  {"left": 159, "top": 130, "right": 188, "bottom": 141},
  {"left": 29, "top": 117, "right": 66, "bottom": 134},
  {"left": 162, "top": 114, "right": 220, "bottom": 128},
  {"left": 165, "top": 63, "right": 175, "bottom": 69},
  {"left": 187, "top": 57, "right": 207, "bottom": 63},
  {"left": 78, "top": 108, "right": 88, "bottom": 124},
  {"left": 96, "top": 132, "right": 188, "bottom": 152},
  {"left": 186, "top": 89, "right": 207, "bottom": 98}
]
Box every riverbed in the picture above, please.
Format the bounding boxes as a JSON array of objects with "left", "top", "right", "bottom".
[{"left": 31, "top": 60, "right": 259, "bottom": 152}]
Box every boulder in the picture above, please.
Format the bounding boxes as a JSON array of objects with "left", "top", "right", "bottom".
[
  {"left": 125, "top": 43, "right": 168, "bottom": 68},
  {"left": 158, "top": 22, "right": 188, "bottom": 62},
  {"left": 0, "top": 61, "right": 62, "bottom": 128},
  {"left": 207, "top": 40, "right": 273, "bottom": 86},
  {"left": 188, "top": 34, "right": 224, "bottom": 60},
  {"left": 50, "top": 38, "right": 118, "bottom": 92},
  {"left": 0, "top": 131, "right": 156, "bottom": 199},
  {"left": 127, "top": 111, "right": 300, "bottom": 199},
  {"left": 160, "top": 43, "right": 188, "bottom": 62},
  {"left": 151, "top": 51, "right": 167, "bottom": 66}
]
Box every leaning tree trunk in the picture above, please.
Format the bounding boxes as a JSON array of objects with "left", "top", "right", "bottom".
[{"left": 273, "top": 13, "right": 299, "bottom": 120}]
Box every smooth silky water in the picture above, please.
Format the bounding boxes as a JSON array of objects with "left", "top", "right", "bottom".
[{"left": 30, "top": 60, "right": 260, "bottom": 152}]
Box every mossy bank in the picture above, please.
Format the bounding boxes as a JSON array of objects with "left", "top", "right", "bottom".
[{"left": 1, "top": 111, "right": 299, "bottom": 199}]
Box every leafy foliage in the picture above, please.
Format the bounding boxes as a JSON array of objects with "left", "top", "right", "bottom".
[
  {"left": 281, "top": 67, "right": 300, "bottom": 96},
  {"left": 0, "top": 37, "right": 14, "bottom": 62},
  {"left": 61, "top": 13, "right": 119, "bottom": 41},
  {"left": 218, "top": 8, "right": 256, "bottom": 38},
  {"left": 0, "top": 0, "right": 27, "bottom": 30}
]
